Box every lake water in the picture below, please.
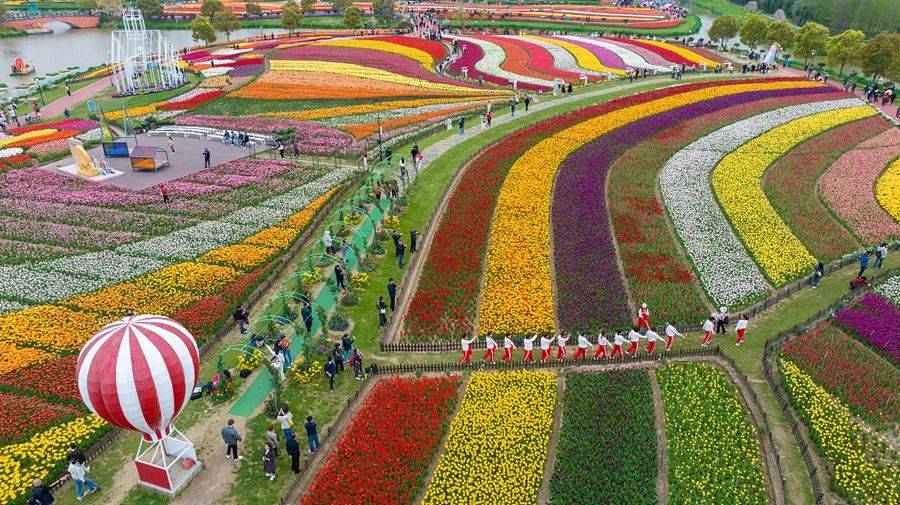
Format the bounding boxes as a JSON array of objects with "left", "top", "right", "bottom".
[{"left": 0, "top": 24, "right": 288, "bottom": 93}]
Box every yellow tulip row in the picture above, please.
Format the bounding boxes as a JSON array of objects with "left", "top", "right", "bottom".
[
  {"left": 478, "top": 79, "right": 821, "bottom": 334},
  {"left": 875, "top": 157, "right": 900, "bottom": 221},
  {"left": 269, "top": 97, "right": 487, "bottom": 121},
  {"left": 712, "top": 106, "right": 875, "bottom": 286},
  {"left": 104, "top": 104, "right": 159, "bottom": 121},
  {"left": 779, "top": 359, "right": 899, "bottom": 504},
  {"left": 317, "top": 38, "right": 435, "bottom": 70},
  {"left": 639, "top": 39, "right": 721, "bottom": 67},
  {"left": 0, "top": 129, "right": 56, "bottom": 149},
  {"left": 0, "top": 415, "right": 108, "bottom": 503},
  {"left": 0, "top": 342, "right": 51, "bottom": 376},
  {"left": 422, "top": 371, "right": 556, "bottom": 505}
]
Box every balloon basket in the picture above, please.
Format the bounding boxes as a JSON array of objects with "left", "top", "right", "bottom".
[{"left": 134, "top": 426, "right": 202, "bottom": 496}]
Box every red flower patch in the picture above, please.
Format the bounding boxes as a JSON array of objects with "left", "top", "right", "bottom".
[{"left": 0, "top": 392, "right": 82, "bottom": 444}]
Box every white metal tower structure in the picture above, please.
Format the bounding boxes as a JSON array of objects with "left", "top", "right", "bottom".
[{"left": 110, "top": 8, "right": 184, "bottom": 96}]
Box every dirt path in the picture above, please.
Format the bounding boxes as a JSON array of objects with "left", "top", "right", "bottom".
[
  {"left": 537, "top": 373, "right": 566, "bottom": 504},
  {"left": 648, "top": 367, "right": 669, "bottom": 505}
]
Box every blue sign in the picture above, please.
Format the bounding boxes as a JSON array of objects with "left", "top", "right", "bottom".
[{"left": 87, "top": 100, "right": 96, "bottom": 112}]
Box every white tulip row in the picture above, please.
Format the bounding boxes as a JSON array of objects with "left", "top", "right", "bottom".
[
  {"left": 557, "top": 35, "right": 670, "bottom": 73},
  {"left": 454, "top": 36, "right": 556, "bottom": 88}
]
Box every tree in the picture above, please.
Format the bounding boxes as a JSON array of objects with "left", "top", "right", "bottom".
[
  {"left": 765, "top": 20, "right": 794, "bottom": 50},
  {"left": 300, "top": 0, "right": 315, "bottom": 15},
  {"left": 343, "top": 5, "right": 361, "bottom": 28},
  {"left": 372, "top": 0, "right": 394, "bottom": 19},
  {"left": 886, "top": 52, "right": 900, "bottom": 83},
  {"left": 245, "top": 2, "right": 262, "bottom": 16},
  {"left": 708, "top": 15, "right": 740, "bottom": 49},
  {"left": 793, "top": 21, "right": 830, "bottom": 63},
  {"left": 329, "top": 0, "right": 349, "bottom": 15},
  {"left": 214, "top": 10, "right": 241, "bottom": 41},
  {"left": 97, "top": 0, "right": 123, "bottom": 14},
  {"left": 191, "top": 14, "right": 217, "bottom": 44},
  {"left": 739, "top": 14, "right": 768, "bottom": 51},
  {"left": 826, "top": 29, "right": 865, "bottom": 74},
  {"left": 136, "top": 0, "right": 162, "bottom": 19},
  {"left": 281, "top": 0, "right": 302, "bottom": 33},
  {"left": 199, "top": 0, "right": 224, "bottom": 18},
  {"left": 858, "top": 31, "right": 900, "bottom": 79}
]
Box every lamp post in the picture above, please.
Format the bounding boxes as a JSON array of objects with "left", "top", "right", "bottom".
[{"left": 34, "top": 77, "right": 46, "bottom": 106}]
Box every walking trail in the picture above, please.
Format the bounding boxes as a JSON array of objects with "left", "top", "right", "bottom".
[{"left": 42, "top": 78, "right": 110, "bottom": 118}]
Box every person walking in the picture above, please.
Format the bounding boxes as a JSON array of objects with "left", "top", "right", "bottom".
[
  {"left": 636, "top": 303, "right": 650, "bottom": 331},
  {"left": 304, "top": 416, "right": 320, "bottom": 453},
  {"left": 334, "top": 264, "right": 346, "bottom": 291},
  {"left": 351, "top": 347, "right": 364, "bottom": 379},
  {"left": 410, "top": 228, "right": 418, "bottom": 254},
  {"left": 377, "top": 296, "right": 388, "bottom": 326},
  {"left": 324, "top": 357, "right": 336, "bottom": 391},
  {"left": 701, "top": 316, "right": 715, "bottom": 347},
  {"left": 65, "top": 82, "right": 71, "bottom": 96},
  {"left": 735, "top": 314, "right": 749, "bottom": 346},
  {"left": 160, "top": 184, "right": 170, "bottom": 204},
  {"left": 664, "top": 322, "right": 683, "bottom": 352},
  {"left": 323, "top": 229, "right": 334, "bottom": 255},
  {"left": 221, "top": 419, "right": 243, "bottom": 461},
  {"left": 397, "top": 240, "right": 406, "bottom": 268},
  {"left": 331, "top": 343, "right": 344, "bottom": 374},
  {"left": 276, "top": 406, "right": 294, "bottom": 439},
  {"left": 203, "top": 147, "right": 211, "bottom": 168},
  {"left": 524, "top": 95, "right": 531, "bottom": 111},
  {"left": 644, "top": 327, "right": 660, "bottom": 355},
  {"left": 458, "top": 116, "right": 465, "bottom": 135},
  {"left": 233, "top": 306, "right": 249, "bottom": 333},
  {"left": 522, "top": 334, "right": 537, "bottom": 362},
  {"left": 594, "top": 331, "right": 610, "bottom": 359},
  {"left": 627, "top": 327, "right": 642, "bottom": 357},
  {"left": 277, "top": 334, "right": 293, "bottom": 367},
  {"left": 341, "top": 333, "right": 354, "bottom": 362},
  {"left": 285, "top": 432, "right": 301, "bottom": 474},
  {"left": 26, "top": 479, "right": 54, "bottom": 505},
  {"left": 611, "top": 331, "right": 627, "bottom": 358},
  {"left": 167, "top": 134, "right": 175, "bottom": 153},
  {"left": 387, "top": 278, "right": 397, "bottom": 311},
  {"left": 874, "top": 243, "right": 888, "bottom": 272},
  {"left": 265, "top": 424, "right": 279, "bottom": 458},
  {"left": 539, "top": 334, "right": 554, "bottom": 362},
  {"left": 811, "top": 261, "right": 825, "bottom": 288},
  {"left": 858, "top": 250, "right": 870, "bottom": 277},
  {"left": 68, "top": 455, "right": 100, "bottom": 501},
  {"left": 301, "top": 302, "right": 313, "bottom": 333},
  {"left": 458, "top": 334, "right": 476, "bottom": 364},
  {"left": 573, "top": 333, "right": 592, "bottom": 360},
  {"left": 481, "top": 332, "right": 497, "bottom": 363},
  {"left": 486, "top": 111, "right": 492, "bottom": 126},
  {"left": 271, "top": 353, "right": 285, "bottom": 381},
  {"left": 501, "top": 335, "right": 515, "bottom": 363},
  {"left": 555, "top": 333, "right": 570, "bottom": 361},
  {"left": 715, "top": 307, "right": 729, "bottom": 335},
  {"left": 9, "top": 105, "right": 19, "bottom": 127},
  {"left": 263, "top": 443, "right": 276, "bottom": 480},
  {"left": 278, "top": 143, "right": 285, "bottom": 159},
  {"left": 399, "top": 157, "right": 408, "bottom": 186}
]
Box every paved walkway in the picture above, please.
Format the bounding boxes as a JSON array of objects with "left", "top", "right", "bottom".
[
  {"left": 782, "top": 66, "right": 899, "bottom": 120},
  {"left": 41, "top": 78, "right": 109, "bottom": 118}
]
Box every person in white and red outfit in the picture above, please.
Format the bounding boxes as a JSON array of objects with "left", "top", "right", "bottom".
[
  {"left": 735, "top": 314, "right": 749, "bottom": 346},
  {"left": 627, "top": 327, "right": 642, "bottom": 357},
  {"left": 458, "top": 335, "right": 476, "bottom": 364},
  {"left": 556, "top": 333, "right": 570, "bottom": 361},
  {"left": 594, "top": 331, "right": 610, "bottom": 359},
  {"left": 664, "top": 322, "right": 683, "bottom": 352},
  {"left": 539, "top": 334, "right": 554, "bottom": 362},
  {"left": 482, "top": 332, "right": 497, "bottom": 363},
  {"left": 501, "top": 335, "right": 516, "bottom": 363},
  {"left": 644, "top": 327, "right": 661, "bottom": 355},
  {"left": 702, "top": 317, "right": 715, "bottom": 347},
  {"left": 636, "top": 303, "right": 650, "bottom": 331},
  {"left": 522, "top": 334, "right": 538, "bottom": 362},
  {"left": 611, "top": 332, "right": 627, "bottom": 357},
  {"left": 573, "top": 333, "right": 592, "bottom": 360}
]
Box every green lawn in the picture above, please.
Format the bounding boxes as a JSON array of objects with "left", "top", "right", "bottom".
[
  {"left": 66, "top": 72, "right": 202, "bottom": 120},
  {"left": 449, "top": 13, "right": 701, "bottom": 36},
  {"left": 14, "top": 78, "right": 98, "bottom": 116},
  {"left": 690, "top": 0, "right": 759, "bottom": 21}
]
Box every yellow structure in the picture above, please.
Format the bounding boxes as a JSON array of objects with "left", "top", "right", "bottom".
[{"left": 69, "top": 139, "right": 100, "bottom": 178}]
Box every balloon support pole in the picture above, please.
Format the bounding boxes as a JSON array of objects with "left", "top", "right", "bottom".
[{"left": 134, "top": 426, "right": 202, "bottom": 496}]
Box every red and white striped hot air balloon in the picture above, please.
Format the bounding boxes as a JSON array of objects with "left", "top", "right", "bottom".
[{"left": 77, "top": 315, "right": 200, "bottom": 442}]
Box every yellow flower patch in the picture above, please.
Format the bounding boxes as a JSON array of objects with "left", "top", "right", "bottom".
[
  {"left": 137, "top": 262, "right": 242, "bottom": 295},
  {"left": 245, "top": 226, "right": 299, "bottom": 250},
  {"left": 104, "top": 104, "right": 159, "bottom": 120},
  {"left": 0, "top": 343, "right": 52, "bottom": 376},
  {"left": 0, "top": 305, "right": 107, "bottom": 351},
  {"left": 279, "top": 188, "right": 338, "bottom": 229},
  {"left": 199, "top": 244, "right": 279, "bottom": 270},
  {"left": 268, "top": 97, "right": 485, "bottom": 121},
  {"left": 638, "top": 39, "right": 721, "bottom": 67},
  {"left": 68, "top": 282, "right": 199, "bottom": 316},
  {"left": 422, "top": 371, "right": 556, "bottom": 505},
  {"left": 478, "top": 79, "right": 821, "bottom": 334},
  {"left": 0, "top": 129, "right": 57, "bottom": 149},
  {"left": 712, "top": 106, "right": 874, "bottom": 285},
  {"left": 317, "top": 38, "right": 435, "bottom": 71},
  {"left": 875, "top": 157, "right": 900, "bottom": 221},
  {"left": 525, "top": 35, "right": 626, "bottom": 76}
]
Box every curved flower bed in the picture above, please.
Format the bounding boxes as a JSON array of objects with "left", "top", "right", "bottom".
[
  {"left": 501, "top": 35, "right": 584, "bottom": 83},
  {"left": 318, "top": 37, "right": 438, "bottom": 71},
  {"left": 558, "top": 35, "right": 669, "bottom": 72},
  {"left": 833, "top": 292, "right": 900, "bottom": 365},
  {"left": 526, "top": 35, "right": 624, "bottom": 76},
  {"left": 452, "top": 36, "right": 552, "bottom": 91},
  {"left": 475, "top": 34, "right": 563, "bottom": 83},
  {"left": 174, "top": 114, "right": 353, "bottom": 154},
  {"left": 159, "top": 88, "right": 224, "bottom": 111},
  {"left": 422, "top": 371, "right": 556, "bottom": 505},
  {"left": 518, "top": 35, "right": 612, "bottom": 77},
  {"left": 875, "top": 158, "right": 900, "bottom": 221},
  {"left": 605, "top": 37, "right": 672, "bottom": 66},
  {"left": 658, "top": 362, "right": 767, "bottom": 504},
  {"left": 818, "top": 128, "right": 900, "bottom": 242},
  {"left": 551, "top": 35, "right": 627, "bottom": 71},
  {"left": 660, "top": 97, "right": 855, "bottom": 306},
  {"left": 711, "top": 106, "right": 875, "bottom": 285},
  {"left": 760, "top": 118, "right": 884, "bottom": 261},
  {"left": 448, "top": 39, "right": 509, "bottom": 88},
  {"left": 300, "top": 376, "right": 460, "bottom": 505}
]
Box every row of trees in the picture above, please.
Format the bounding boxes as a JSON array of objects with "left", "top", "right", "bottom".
[
  {"left": 708, "top": 14, "right": 899, "bottom": 81},
  {"left": 730, "top": 0, "right": 898, "bottom": 37}
]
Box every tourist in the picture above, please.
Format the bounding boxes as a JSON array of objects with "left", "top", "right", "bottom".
[
  {"left": 387, "top": 278, "right": 397, "bottom": 311},
  {"left": 636, "top": 302, "right": 650, "bottom": 330},
  {"left": 160, "top": 184, "right": 170, "bottom": 204},
  {"left": 385, "top": 147, "right": 393, "bottom": 165},
  {"left": 271, "top": 353, "right": 285, "bottom": 381},
  {"left": 65, "top": 82, "right": 71, "bottom": 96},
  {"left": 332, "top": 343, "right": 344, "bottom": 374},
  {"left": 203, "top": 147, "right": 211, "bottom": 168},
  {"left": 397, "top": 240, "right": 406, "bottom": 268},
  {"left": 735, "top": 314, "right": 749, "bottom": 346},
  {"left": 64, "top": 108, "right": 71, "bottom": 119},
  {"left": 715, "top": 306, "right": 729, "bottom": 334},
  {"left": 458, "top": 334, "right": 476, "bottom": 364},
  {"left": 500, "top": 335, "right": 515, "bottom": 363},
  {"left": 277, "top": 334, "right": 292, "bottom": 367},
  {"left": 611, "top": 331, "right": 627, "bottom": 358},
  {"left": 265, "top": 424, "right": 279, "bottom": 457},
  {"left": 399, "top": 157, "right": 408, "bottom": 186},
  {"left": 391, "top": 230, "right": 401, "bottom": 252},
  {"left": 664, "top": 322, "right": 683, "bottom": 352},
  {"left": 481, "top": 332, "right": 497, "bottom": 363},
  {"left": 351, "top": 347, "right": 364, "bottom": 379},
  {"left": 627, "top": 327, "right": 642, "bottom": 357},
  {"left": 278, "top": 143, "right": 285, "bottom": 159},
  {"left": 322, "top": 229, "right": 334, "bottom": 255},
  {"left": 874, "top": 242, "right": 888, "bottom": 271},
  {"left": 524, "top": 95, "right": 531, "bottom": 111},
  {"left": 594, "top": 331, "right": 610, "bottom": 359},
  {"left": 480, "top": 114, "right": 487, "bottom": 131},
  {"left": 221, "top": 419, "right": 243, "bottom": 461},
  {"left": 539, "top": 334, "right": 554, "bottom": 362},
  {"left": 458, "top": 116, "right": 465, "bottom": 135},
  {"left": 445, "top": 117, "right": 452, "bottom": 131},
  {"left": 223, "top": 130, "right": 231, "bottom": 143},
  {"left": 324, "top": 357, "right": 336, "bottom": 391},
  {"left": 701, "top": 316, "right": 715, "bottom": 347},
  {"left": 285, "top": 432, "right": 301, "bottom": 474},
  {"left": 341, "top": 333, "right": 354, "bottom": 362},
  {"left": 555, "top": 333, "right": 570, "bottom": 361},
  {"left": 8, "top": 104, "right": 19, "bottom": 127},
  {"left": 377, "top": 296, "right": 388, "bottom": 326},
  {"left": 409, "top": 228, "right": 418, "bottom": 254},
  {"left": 300, "top": 302, "right": 312, "bottom": 333},
  {"left": 263, "top": 443, "right": 276, "bottom": 480},
  {"left": 486, "top": 111, "right": 492, "bottom": 126},
  {"left": 233, "top": 306, "right": 249, "bottom": 333},
  {"left": 858, "top": 250, "right": 870, "bottom": 277},
  {"left": 811, "top": 262, "right": 825, "bottom": 287},
  {"left": 67, "top": 443, "right": 84, "bottom": 463},
  {"left": 334, "top": 264, "right": 346, "bottom": 291},
  {"left": 68, "top": 455, "right": 100, "bottom": 500},
  {"left": 573, "top": 333, "right": 592, "bottom": 360},
  {"left": 509, "top": 97, "right": 516, "bottom": 116},
  {"left": 522, "top": 334, "right": 537, "bottom": 362},
  {"left": 305, "top": 416, "right": 320, "bottom": 453},
  {"left": 26, "top": 479, "right": 54, "bottom": 505},
  {"left": 362, "top": 150, "right": 368, "bottom": 171},
  {"left": 567, "top": 83, "right": 573, "bottom": 93},
  {"left": 167, "top": 134, "right": 175, "bottom": 153},
  {"left": 644, "top": 327, "right": 660, "bottom": 355}
]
